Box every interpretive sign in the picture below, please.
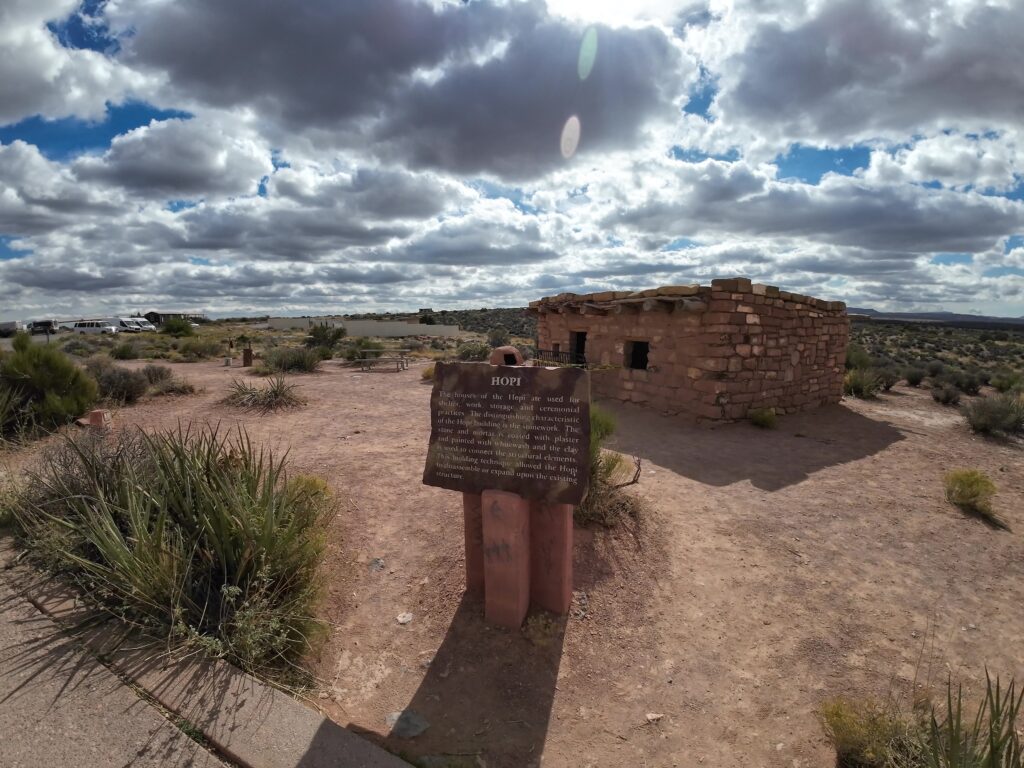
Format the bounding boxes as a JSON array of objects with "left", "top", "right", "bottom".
[{"left": 422, "top": 362, "right": 591, "bottom": 504}]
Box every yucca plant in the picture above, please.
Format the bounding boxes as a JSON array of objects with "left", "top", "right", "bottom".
[
  {"left": 223, "top": 376, "right": 304, "bottom": 412},
  {"left": 924, "top": 674, "right": 1023, "bottom": 768},
  {"left": 9, "top": 426, "right": 333, "bottom": 681}
]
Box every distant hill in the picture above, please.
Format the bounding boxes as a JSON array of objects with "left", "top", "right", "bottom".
[{"left": 849, "top": 308, "right": 1024, "bottom": 329}]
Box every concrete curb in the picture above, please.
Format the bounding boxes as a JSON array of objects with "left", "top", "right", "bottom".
[{"left": 0, "top": 540, "right": 410, "bottom": 768}]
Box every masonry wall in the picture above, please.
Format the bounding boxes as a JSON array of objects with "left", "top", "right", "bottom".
[{"left": 533, "top": 278, "right": 849, "bottom": 421}]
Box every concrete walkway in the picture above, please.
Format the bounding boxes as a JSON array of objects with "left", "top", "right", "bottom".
[{"left": 0, "top": 557, "right": 228, "bottom": 768}]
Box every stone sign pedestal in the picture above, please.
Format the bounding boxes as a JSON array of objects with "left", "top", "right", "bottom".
[{"left": 423, "top": 351, "right": 590, "bottom": 630}]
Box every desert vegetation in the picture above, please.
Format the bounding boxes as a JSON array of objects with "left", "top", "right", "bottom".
[
  {"left": 2, "top": 426, "right": 334, "bottom": 681},
  {"left": 223, "top": 376, "right": 304, "bottom": 412},
  {"left": 575, "top": 405, "right": 642, "bottom": 527},
  {"left": 820, "top": 674, "right": 1022, "bottom": 768},
  {"left": 257, "top": 346, "right": 322, "bottom": 374},
  {"left": 943, "top": 469, "right": 1005, "bottom": 529}
]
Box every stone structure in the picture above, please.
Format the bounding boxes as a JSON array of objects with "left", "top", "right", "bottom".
[{"left": 530, "top": 277, "right": 848, "bottom": 421}]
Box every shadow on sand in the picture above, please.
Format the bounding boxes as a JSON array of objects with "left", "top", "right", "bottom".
[
  {"left": 604, "top": 400, "right": 905, "bottom": 491},
  {"left": 352, "top": 593, "right": 565, "bottom": 768}
]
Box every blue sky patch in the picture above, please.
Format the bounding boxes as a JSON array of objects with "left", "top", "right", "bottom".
[
  {"left": 671, "top": 146, "right": 740, "bottom": 163},
  {"left": 661, "top": 238, "right": 700, "bottom": 251},
  {"left": 982, "top": 266, "right": 1024, "bottom": 278},
  {"left": 0, "top": 101, "right": 193, "bottom": 160},
  {"left": 166, "top": 200, "right": 199, "bottom": 212},
  {"left": 931, "top": 253, "right": 973, "bottom": 265},
  {"left": 775, "top": 144, "right": 871, "bottom": 183},
  {"left": 47, "top": 0, "right": 118, "bottom": 53},
  {"left": 470, "top": 179, "right": 539, "bottom": 214},
  {"left": 189, "top": 257, "right": 213, "bottom": 267},
  {"left": 0, "top": 236, "right": 31, "bottom": 261},
  {"left": 683, "top": 67, "right": 718, "bottom": 118},
  {"left": 1005, "top": 235, "right": 1024, "bottom": 253}
]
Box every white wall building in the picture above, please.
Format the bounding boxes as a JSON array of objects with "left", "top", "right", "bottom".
[{"left": 265, "top": 316, "right": 462, "bottom": 338}]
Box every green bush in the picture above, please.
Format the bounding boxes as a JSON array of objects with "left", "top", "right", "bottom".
[
  {"left": 178, "top": 337, "right": 222, "bottom": 360},
  {"left": 7, "top": 426, "right": 334, "bottom": 680},
  {"left": 748, "top": 407, "right": 778, "bottom": 429},
  {"left": 261, "top": 346, "right": 321, "bottom": 373},
  {"left": 313, "top": 345, "right": 334, "bottom": 361},
  {"left": 160, "top": 317, "right": 195, "bottom": 337},
  {"left": 844, "top": 343, "right": 872, "bottom": 370},
  {"left": 85, "top": 357, "right": 149, "bottom": 404},
  {"left": 141, "top": 363, "right": 173, "bottom": 385},
  {"left": 944, "top": 469, "right": 1004, "bottom": 528},
  {"left": 486, "top": 327, "right": 510, "bottom": 347},
  {"left": 151, "top": 376, "right": 197, "bottom": 396},
  {"left": 456, "top": 341, "right": 491, "bottom": 361},
  {"left": 926, "top": 360, "right": 945, "bottom": 377},
  {"left": 990, "top": 370, "right": 1022, "bottom": 393},
  {"left": 0, "top": 333, "right": 97, "bottom": 432},
  {"left": 342, "top": 337, "right": 383, "bottom": 362},
  {"left": 305, "top": 325, "right": 345, "bottom": 350},
  {"left": 904, "top": 367, "right": 926, "bottom": 387},
  {"left": 875, "top": 368, "right": 899, "bottom": 391},
  {"left": 844, "top": 368, "right": 880, "bottom": 398},
  {"left": 962, "top": 394, "right": 1024, "bottom": 437},
  {"left": 931, "top": 384, "right": 961, "bottom": 406},
  {"left": 223, "top": 376, "right": 304, "bottom": 412},
  {"left": 821, "top": 674, "right": 1022, "bottom": 768},
  {"left": 576, "top": 406, "right": 642, "bottom": 527},
  {"left": 110, "top": 342, "right": 138, "bottom": 360}
]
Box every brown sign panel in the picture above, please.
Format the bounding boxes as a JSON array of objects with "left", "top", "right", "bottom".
[{"left": 422, "top": 362, "right": 591, "bottom": 504}]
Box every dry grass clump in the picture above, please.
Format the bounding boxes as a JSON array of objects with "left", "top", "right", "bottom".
[
  {"left": 576, "top": 406, "right": 643, "bottom": 528},
  {"left": 962, "top": 393, "right": 1024, "bottom": 437},
  {"left": 258, "top": 346, "right": 321, "bottom": 373},
  {"left": 844, "top": 368, "right": 880, "bottom": 399},
  {"left": 421, "top": 363, "right": 436, "bottom": 381},
  {"left": 748, "top": 407, "right": 778, "bottom": 429},
  {"left": 223, "top": 376, "right": 304, "bottom": 413},
  {"left": 5, "top": 426, "right": 334, "bottom": 682},
  {"left": 820, "top": 674, "right": 1023, "bottom": 768},
  {"left": 943, "top": 469, "right": 1005, "bottom": 529}
]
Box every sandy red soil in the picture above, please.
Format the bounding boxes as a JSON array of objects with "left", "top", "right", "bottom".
[{"left": 5, "top": 358, "right": 1023, "bottom": 768}]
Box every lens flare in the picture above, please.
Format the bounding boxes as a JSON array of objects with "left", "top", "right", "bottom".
[
  {"left": 560, "top": 115, "right": 581, "bottom": 159},
  {"left": 578, "top": 26, "right": 598, "bottom": 81}
]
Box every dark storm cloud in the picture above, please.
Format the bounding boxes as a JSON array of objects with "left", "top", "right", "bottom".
[
  {"left": 718, "top": 0, "right": 1024, "bottom": 144},
  {"left": 118, "top": 0, "right": 539, "bottom": 128},
  {"left": 378, "top": 22, "right": 687, "bottom": 178},
  {"left": 73, "top": 119, "right": 272, "bottom": 198},
  {"left": 1, "top": 261, "right": 140, "bottom": 291}
]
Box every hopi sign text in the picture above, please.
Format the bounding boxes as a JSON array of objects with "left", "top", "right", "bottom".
[{"left": 422, "top": 362, "right": 591, "bottom": 504}]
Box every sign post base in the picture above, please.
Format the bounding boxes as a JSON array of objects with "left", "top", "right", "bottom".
[{"left": 481, "top": 490, "right": 531, "bottom": 629}]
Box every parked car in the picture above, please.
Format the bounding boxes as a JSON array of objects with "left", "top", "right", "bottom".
[
  {"left": 0, "top": 320, "right": 26, "bottom": 337},
  {"left": 114, "top": 318, "right": 143, "bottom": 333},
  {"left": 73, "top": 320, "right": 119, "bottom": 335},
  {"left": 29, "top": 319, "right": 59, "bottom": 335}
]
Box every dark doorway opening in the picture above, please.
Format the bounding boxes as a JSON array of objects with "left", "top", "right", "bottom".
[
  {"left": 625, "top": 340, "right": 649, "bottom": 370},
  {"left": 503, "top": 353, "right": 517, "bottom": 365},
  {"left": 569, "top": 331, "right": 587, "bottom": 364}
]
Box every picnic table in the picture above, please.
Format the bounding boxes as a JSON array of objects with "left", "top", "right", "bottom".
[{"left": 356, "top": 349, "right": 410, "bottom": 372}]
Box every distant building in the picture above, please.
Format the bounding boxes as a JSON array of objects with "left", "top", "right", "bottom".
[
  {"left": 265, "top": 316, "right": 461, "bottom": 337},
  {"left": 144, "top": 310, "right": 208, "bottom": 325}
]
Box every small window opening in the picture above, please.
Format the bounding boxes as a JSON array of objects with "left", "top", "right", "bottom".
[
  {"left": 625, "top": 340, "right": 649, "bottom": 370},
  {"left": 552, "top": 343, "right": 560, "bottom": 353}
]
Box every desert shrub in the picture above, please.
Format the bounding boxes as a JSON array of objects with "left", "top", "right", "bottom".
[
  {"left": 141, "top": 363, "right": 173, "bottom": 385},
  {"left": 844, "top": 369, "right": 879, "bottom": 399},
  {"left": 748, "top": 407, "right": 778, "bottom": 429},
  {"left": 85, "top": 357, "right": 149, "bottom": 404},
  {"left": 305, "top": 325, "right": 346, "bottom": 350},
  {"left": 6, "top": 426, "right": 333, "bottom": 680},
  {"left": 486, "top": 327, "right": 510, "bottom": 347},
  {"left": 819, "top": 697, "right": 917, "bottom": 768},
  {"left": 110, "top": 341, "right": 138, "bottom": 360},
  {"left": 342, "top": 337, "right": 383, "bottom": 361},
  {"left": 935, "top": 369, "right": 981, "bottom": 395},
  {"left": 160, "top": 317, "right": 195, "bottom": 337},
  {"left": 456, "top": 341, "right": 491, "bottom": 361},
  {"left": 931, "top": 384, "right": 961, "bottom": 406},
  {"left": 421, "top": 363, "right": 436, "bottom": 381},
  {"left": 845, "top": 343, "right": 872, "bottom": 370},
  {"left": 821, "top": 674, "right": 1022, "bottom": 768},
  {"left": 962, "top": 394, "right": 1024, "bottom": 437},
  {"left": 223, "top": 376, "right": 304, "bottom": 412},
  {"left": 178, "top": 337, "right": 222, "bottom": 360},
  {"left": 313, "top": 345, "right": 334, "bottom": 360},
  {"left": 576, "top": 406, "right": 642, "bottom": 527},
  {"left": 261, "top": 346, "right": 321, "bottom": 373},
  {"left": 0, "top": 333, "right": 97, "bottom": 431},
  {"left": 150, "top": 376, "right": 197, "bottom": 396},
  {"left": 904, "top": 367, "right": 926, "bottom": 387},
  {"left": 926, "top": 360, "right": 945, "bottom": 377},
  {"left": 990, "top": 370, "right": 1022, "bottom": 393},
  {"left": 875, "top": 368, "right": 899, "bottom": 392},
  {"left": 944, "top": 469, "right": 1004, "bottom": 528}
]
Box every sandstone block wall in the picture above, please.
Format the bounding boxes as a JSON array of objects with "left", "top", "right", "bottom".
[{"left": 529, "top": 277, "right": 849, "bottom": 421}]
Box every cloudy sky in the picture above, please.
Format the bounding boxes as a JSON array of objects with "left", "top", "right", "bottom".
[{"left": 1, "top": 0, "right": 1023, "bottom": 318}]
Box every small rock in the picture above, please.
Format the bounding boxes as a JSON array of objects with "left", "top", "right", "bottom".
[
  {"left": 386, "top": 710, "right": 430, "bottom": 739},
  {"left": 645, "top": 712, "right": 664, "bottom": 724},
  {"left": 776, "top": 742, "right": 784, "bottom": 751},
  {"left": 396, "top": 612, "right": 413, "bottom": 625},
  {"left": 368, "top": 558, "right": 385, "bottom": 573},
  {"left": 318, "top": 691, "right": 330, "bottom": 700}
]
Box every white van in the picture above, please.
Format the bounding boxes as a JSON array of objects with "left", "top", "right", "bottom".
[
  {"left": 114, "top": 318, "right": 144, "bottom": 333},
  {"left": 132, "top": 318, "right": 157, "bottom": 332},
  {"left": 73, "top": 320, "right": 119, "bottom": 335}
]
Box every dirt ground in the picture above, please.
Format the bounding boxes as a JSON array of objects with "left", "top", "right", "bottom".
[{"left": 4, "top": 358, "right": 1023, "bottom": 768}]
